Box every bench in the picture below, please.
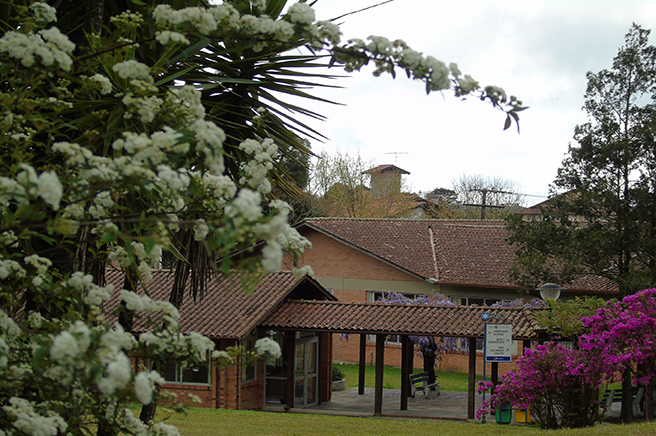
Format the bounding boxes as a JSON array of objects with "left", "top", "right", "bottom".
[
  {"left": 601, "top": 387, "right": 644, "bottom": 416},
  {"left": 409, "top": 371, "right": 440, "bottom": 398}
]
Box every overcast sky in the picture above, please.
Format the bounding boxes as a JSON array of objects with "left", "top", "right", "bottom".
[{"left": 286, "top": 0, "right": 656, "bottom": 205}]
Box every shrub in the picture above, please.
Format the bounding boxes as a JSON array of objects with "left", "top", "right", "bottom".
[
  {"left": 477, "top": 342, "right": 607, "bottom": 429},
  {"left": 332, "top": 365, "right": 345, "bottom": 381}
]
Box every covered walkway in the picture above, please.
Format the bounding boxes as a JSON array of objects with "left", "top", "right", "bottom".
[{"left": 262, "top": 300, "right": 548, "bottom": 419}]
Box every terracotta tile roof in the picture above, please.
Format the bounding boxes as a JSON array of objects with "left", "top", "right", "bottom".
[
  {"left": 261, "top": 300, "right": 546, "bottom": 340},
  {"left": 104, "top": 269, "right": 335, "bottom": 340},
  {"left": 362, "top": 164, "right": 410, "bottom": 175},
  {"left": 301, "top": 218, "right": 441, "bottom": 280},
  {"left": 300, "top": 218, "right": 618, "bottom": 294},
  {"left": 430, "top": 221, "right": 515, "bottom": 287}
]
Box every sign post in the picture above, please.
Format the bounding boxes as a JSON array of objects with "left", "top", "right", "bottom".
[
  {"left": 480, "top": 312, "right": 512, "bottom": 424},
  {"left": 485, "top": 324, "right": 513, "bottom": 363}
]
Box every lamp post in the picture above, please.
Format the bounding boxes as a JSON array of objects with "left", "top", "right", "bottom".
[{"left": 537, "top": 283, "right": 564, "bottom": 301}]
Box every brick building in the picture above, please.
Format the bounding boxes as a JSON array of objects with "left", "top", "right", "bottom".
[
  {"left": 105, "top": 270, "right": 336, "bottom": 411},
  {"left": 291, "top": 218, "right": 618, "bottom": 374}
]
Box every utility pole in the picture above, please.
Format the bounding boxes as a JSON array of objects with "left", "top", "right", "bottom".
[{"left": 462, "top": 188, "right": 515, "bottom": 219}]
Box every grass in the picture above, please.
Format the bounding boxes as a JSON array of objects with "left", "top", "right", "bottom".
[
  {"left": 160, "top": 407, "right": 656, "bottom": 436},
  {"left": 336, "top": 363, "right": 482, "bottom": 391}
]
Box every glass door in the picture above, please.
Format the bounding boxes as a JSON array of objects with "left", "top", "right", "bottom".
[{"left": 294, "top": 335, "right": 319, "bottom": 407}]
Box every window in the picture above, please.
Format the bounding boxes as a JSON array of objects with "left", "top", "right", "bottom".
[
  {"left": 242, "top": 329, "right": 257, "bottom": 382},
  {"left": 450, "top": 296, "right": 501, "bottom": 307},
  {"left": 161, "top": 360, "right": 211, "bottom": 385}
]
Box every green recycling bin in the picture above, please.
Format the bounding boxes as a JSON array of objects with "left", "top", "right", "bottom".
[{"left": 495, "top": 402, "right": 512, "bottom": 425}]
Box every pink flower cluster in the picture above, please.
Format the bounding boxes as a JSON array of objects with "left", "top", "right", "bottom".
[{"left": 581, "top": 288, "right": 656, "bottom": 385}]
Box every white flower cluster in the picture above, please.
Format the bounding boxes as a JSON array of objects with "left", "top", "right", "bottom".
[
  {"left": 254, "top": 337, "right": 282, "bottom": 360},
  {"left": 292, "top": 265, "right": 314, "bottom": 278},
  {"left": 155, "top": 30, "right": 190, "bottom": 46},
  {"left": 134, "top": 370, "right": 166, "bottom": 404},
  {"left": 112, "top": 60, "right": 152, "bottom": 81},
  {"left": 0, "top": 258, "right": 26, "bottom": 280},
  {"left": 192, "top": 119, "right": 226, "bottom": 174},
  {"left": 153, "top": 4, "right": 220, "bottom": 34},
  {"left": 89, "top": 74, "right": 113, "bottom": 95},
  {"left": 225, "top": 189, "right": 262, "bottom": 223},
  {"left": 67, "top": 271, "right": 115, "bottom": 306},
  {"left": 238, "top": 138, "right": 277, "bottom": 194},
  {"left": 166, "top": 86, "right": 205, "bottom": 124},
  {"left": 25, "top": 254, "right": 52, "bottom": 288},
  {"left": 50, "top": 321, "right": 91, "bottom": 365},
  {"left": 31, "top": 2, "right": 57, "bottom": 23},
  {"left": 193, "top": 219, "right": 210, "bottom": 241},
  {"left": 201, "top": 173, "right": 237, "bottom": 205},
  {"left": 3, "top": 397, "right": 68, "bottom": 436},
  {"left": 0, "top": 164, "right": 63, "bottom": 211},
  {"left": 96, "top": 353, "right": 132, "bottom": 396},
  {"left": 211, "top": 350, "right": 234, "bottom": 365},
  {"left": 287, "top": 3, "right": 315, "bottom": 25},
  {"left": 120, "top": 290, "right": 180, "bottom": 321},
  {"left": 0, "top": 309, "right": 20, "bottom": 366},
  {"left": 0, "top": 26, "right": 75, "bottom": 71}
]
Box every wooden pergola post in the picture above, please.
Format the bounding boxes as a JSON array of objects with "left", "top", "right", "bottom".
[
  {"left": 468, "top": 336, "right": 477, "bottom": 420},
  {"left": 374, "top": 334, "right": 385, "bottom": 415},
  {"left": 359, "top": 333, "right": 366, "bottom": 395},
  {"left": 400, "top": 335, "right": 410, "bottom": 410},
  {"left": 285, "top": 331, "right": 295, "bottom": 410}
]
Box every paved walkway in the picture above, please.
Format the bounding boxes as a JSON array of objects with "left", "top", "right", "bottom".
[
  {"left": 264, "top": 388, "right": 623, "bottom": 422},
  {"left": 265, "top": 388, "right": 484, "bottom": 421}
]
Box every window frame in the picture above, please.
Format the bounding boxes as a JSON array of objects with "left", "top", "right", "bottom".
[
  {"left": 159, "top": 356, "right": 212, "bottom": 386},
  {"left": 241, "top": 329, "right": 258, "bottom": 383}
]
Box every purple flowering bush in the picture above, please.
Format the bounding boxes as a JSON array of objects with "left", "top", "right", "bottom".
[
  {"left": 477, "top": 342, "right": 608, "bottom": 429},
  {"left": 581, "top": 288, "right": 656, "bottom": 387},
  {"left": 478, "top": 290, "right": 656, "bottom": 428}
]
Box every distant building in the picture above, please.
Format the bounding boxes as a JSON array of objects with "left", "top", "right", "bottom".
[{"left": 362, "top": 164, "right": 409, "bottom": 198}]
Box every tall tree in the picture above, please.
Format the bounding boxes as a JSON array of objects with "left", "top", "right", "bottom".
[{"left": 507, "top": 23, "right": 656, "bottom": 422}]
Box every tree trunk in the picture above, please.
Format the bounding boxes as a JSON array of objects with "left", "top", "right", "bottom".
[
  {"left": 621, "top": 370, "right": 634, "bottom": 422},
  {"left": 139, "top": 385, "right": 161, "bottom": 424}
]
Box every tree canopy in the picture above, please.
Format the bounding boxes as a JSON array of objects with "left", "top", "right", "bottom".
[{"left": 507, "top": 24, "right": 656, "bottom": 297}]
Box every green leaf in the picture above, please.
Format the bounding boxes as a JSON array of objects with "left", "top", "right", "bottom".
[
  {"left": 503, "top": 115, "right": 512, "bottom": 131},
  {"left": 33, "top": 346, "right": 50, "bottom": 366}
]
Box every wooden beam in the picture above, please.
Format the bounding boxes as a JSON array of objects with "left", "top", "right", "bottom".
[
  {"left": 374, "top": 334, "right": 385, "bottom": 416},
  {"left": 400, "top": 335, "right": 409, "bottom": 410},
  {"left": 359, "top": 333, "right": 366, "bottom": 395},
  {"left": 468, "top": 337, "right": 476, "bottom": 420}
]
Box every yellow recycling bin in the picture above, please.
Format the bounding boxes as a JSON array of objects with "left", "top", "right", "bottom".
[{"left": 515, "top": 408, "right": 531, "bottom": 423}]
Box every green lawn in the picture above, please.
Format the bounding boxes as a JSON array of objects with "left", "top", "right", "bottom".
[
  {"left": 160, "top": 407, "right": 656, "bottom": 436},
  {"left": 335, "top": 363, "right": 482, "bottom": 391}
]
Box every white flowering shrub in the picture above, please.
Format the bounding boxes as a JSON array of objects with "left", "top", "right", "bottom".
[{"left": 0, "top": 1, "right": 522, "bottom": 435}]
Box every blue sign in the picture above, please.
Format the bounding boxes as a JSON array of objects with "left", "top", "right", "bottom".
[{"left": 481, "top": 312, "right": 491, "bottom": 321}]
